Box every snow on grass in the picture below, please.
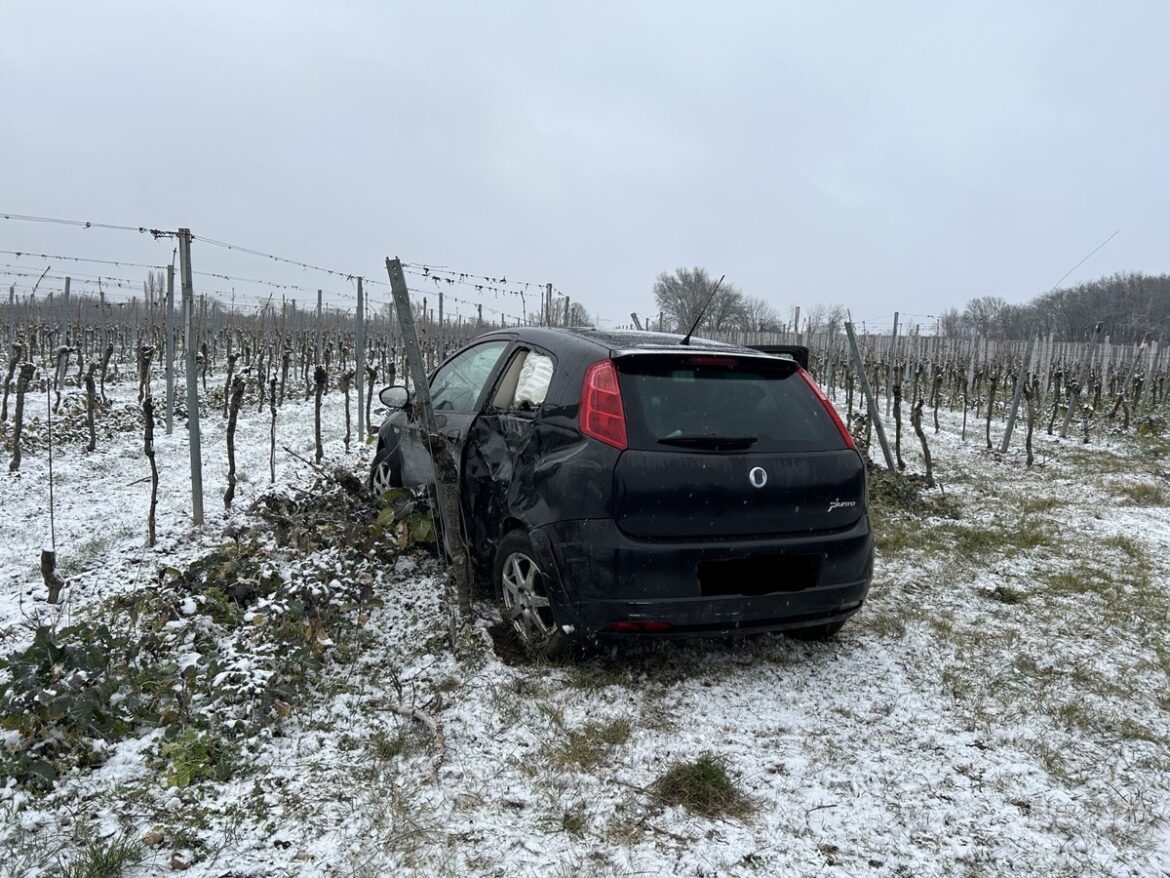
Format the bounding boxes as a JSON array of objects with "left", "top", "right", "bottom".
[{"left": 2, "top": 367, "right": 1170, "bottom": 877}]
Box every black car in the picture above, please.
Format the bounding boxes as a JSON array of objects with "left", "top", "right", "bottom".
[{"left": 371, "top": 328, "right": 872, "bottom": 656}]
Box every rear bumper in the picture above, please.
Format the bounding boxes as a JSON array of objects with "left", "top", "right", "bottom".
[{"left": 529, "top": 516, "right": 873, "bottom": 639}]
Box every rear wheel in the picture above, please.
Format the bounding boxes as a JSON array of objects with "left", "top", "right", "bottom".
[{"left": 494, "top": 531, "right": 568, "bottom": 659}]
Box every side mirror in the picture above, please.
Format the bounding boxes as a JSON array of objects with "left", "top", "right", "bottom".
[{"left": 379, "top": 386, "right": 410, "bottom": 409}]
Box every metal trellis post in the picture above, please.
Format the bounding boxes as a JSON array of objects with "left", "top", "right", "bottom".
[
  {"left": 165, "top": 262, "right": 176, "bottom": 435},
  {"left": 356, "top": 277, "right": 366, "bottom": 438}
]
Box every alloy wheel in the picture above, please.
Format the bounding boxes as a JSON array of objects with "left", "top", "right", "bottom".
[{"left": 500, "top": 551, "right": 556, "bottom": 646}]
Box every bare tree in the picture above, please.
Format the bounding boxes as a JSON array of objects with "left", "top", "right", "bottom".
[
  {"left": 568, "top": 301, "right": 591, "bottom": 328},
  {"left": 741, "top": 296, "right": 782, "bottom": 331},
  {"left": 143, "top": 270, "right": 166, "bottom": 312},
  {"left": 805, "top": 304, "right": 847, "bottom": 338},
  {"left": 652, "top": 267, "right": 745, "bottom": 333},
  {"left": 963, "top": 296, "right": 1008, "bottom": 337},
  {"left": 939, "top": 307, "right": 964, "bottom": 338}
]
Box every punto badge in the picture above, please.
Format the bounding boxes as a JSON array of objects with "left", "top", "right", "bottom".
[{"left": 749, "top": 466, "right": 767, "bottom": 488}]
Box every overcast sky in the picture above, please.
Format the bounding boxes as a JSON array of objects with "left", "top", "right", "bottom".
[{"left": 3, "top": 1, "right": 1167, "bottom": 331}]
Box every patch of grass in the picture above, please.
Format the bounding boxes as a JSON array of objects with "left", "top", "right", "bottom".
[
  {"left": 370, "top": 728, "right": 411, "bottom": 761},
  {"left": 560, "top": 805, "right": 587, "bottom": 836},
  {"left": 536, "top": 700, "right": 567, "bottom": 729},
  {"left": 61, "top": 534, "right": 115, "bottom": 578},
  {"left": 59, "top": 834, "right": 142, "bottom": 878},
  {"left": 565, "top": 647, "right": 694, "bottom": 691},
  {"left": 1061, "top": 445, "right": 1133, "bottom": 475},
  {"left": 986, "top": 585, "right": 1025, "bottom": 605},
  {"left": 2, "top": 831, "right": 66, "bottom": 878},
  {"left": 1113, "top": 481, "right": 1166, "bottom": 506},
  {"left": 551, "top": 718, "right": 632, "bottom": 770},
  {"left": 929, "top": 614, "right": 955, "bottom": 639},
  {"left": 652, "top": 753, "right": 754, "bottom": 820},
  {"left": 1043, "top": 567, "right": 1118, "bottom": 598},
  {"left": 874, "top": 519, "right": 917, "bottom": 555},
  {"left": 860, "top": 604, "right": 907, "bottom": 638},
  {"left": 1115, "top": 718, "right": 1161, "bottom": 745},
  {"left": 603, "top": 810, "right": 647, "bottom": 846},
  {"left": 1056, "top": 700, "right": 1096, "bottom": 733},
  {"left": 938, "top": 517, "right": 1055, "bottom": 561},
  {"left": 1013, "top": 494, "right": 1053, "bottom": 515},
  {"left": 1102, "top": 533, "right": 1149, "bottom": 563},
  {"left": 868, "top": 470, "right": 963, "bottom": 519}
]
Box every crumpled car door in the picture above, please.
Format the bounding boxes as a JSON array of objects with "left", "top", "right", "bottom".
[{"left": 463, "top": 348, "right": 556, "bottom": 562}]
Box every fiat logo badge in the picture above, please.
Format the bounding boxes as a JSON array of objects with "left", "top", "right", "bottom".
[{"left": 748, "top": 466, "right": 767, "bottom": 489}]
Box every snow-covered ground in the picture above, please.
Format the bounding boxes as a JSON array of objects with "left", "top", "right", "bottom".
[{"left": 2, "top": 367, "right": 1170, "bottom": 878}]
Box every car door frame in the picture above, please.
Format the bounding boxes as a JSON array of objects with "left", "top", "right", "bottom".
[
  {"left": 397, "top": 335, "right": 519, "bottom": 491},
  {"left": 461, "top": 342, "right": 559, "bottom": 561}
]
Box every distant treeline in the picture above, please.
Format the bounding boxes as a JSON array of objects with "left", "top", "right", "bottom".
[{"left": 944, "top": 272, "right": 1170, "bottom": 342}]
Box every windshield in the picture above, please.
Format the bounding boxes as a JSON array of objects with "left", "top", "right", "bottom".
[{"left": 616, "top": 355, "right": 847, "bottom": 453}]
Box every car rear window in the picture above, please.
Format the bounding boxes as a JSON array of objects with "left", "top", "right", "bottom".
[{"left": 615, "top": 355, "right": 846, "bottom": 452}]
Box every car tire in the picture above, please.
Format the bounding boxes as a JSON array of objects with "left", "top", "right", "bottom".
[
  {"left": 786, "top": 620, "right": 847, "bottom": 641},
  {"left": 494, "top": 530, "right": 569, "bottom": 659}
]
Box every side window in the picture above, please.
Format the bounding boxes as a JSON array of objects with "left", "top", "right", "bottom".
[
  {"left": 430, "top": 341, "right": 509, "bottom": 413},
  {"left": 490, "top": 349, "right": 555, "bottom": 412}
]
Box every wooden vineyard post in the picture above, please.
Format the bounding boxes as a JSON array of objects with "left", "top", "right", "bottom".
[
  {"left": 984, "top": 366, "right": 999, "bottom": 450},
  {"left": 340, "top": 369, "right": 354, "bottom": 453},
  {"left": 2, "top": 341, "right": 24, "bottom": 422},
  {"left": 144, "top": 394, "right": 158, "bottom": 546},
  {"left": 268, "top": 377, "right": 277, "bottom": 484},
  {"left": 386, "top": 257, "right": 473, "bottom": 648},
  {"left": 1060, "top": 322, "right": 1104, "bottom": 439},
  {"left": 365, "top": 364, "right": 377, "bottom": 436},
  {"left": 8, "top": 362, "right": 35, "bottom": 472},
  {"left": 1107, "top": 334, "right": 1151, "bottom": 422},
  {"left": 910, "top": 399, "right": 935, "bottom": 487},
  {"left": 845, "top": 321, "right": 896, "bottom": 473},
  {"left": 178, "top": 228, "right": 205, "bottom": 526},
  {"left": 84, "top": 363, "right": 97, "bottom": 452},
  {"left": 98, "top": 342, "right": 113, "bottom": 404},
  {"left": 313, "top": 365, "right": 326, "bottom": 464},
  {"left": 999, "top": 335, "right": 1036, "bottom": 454},
  {"left": 224, "top": 375, "right": 245, "bottom": 509}
]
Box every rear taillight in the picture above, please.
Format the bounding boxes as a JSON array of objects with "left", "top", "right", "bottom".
[
  {"left": 579, "top": 359, "right": 628, "bottom": 450},
  {"left": 798, "top": 367, "right": 856, "bottom": 451}
]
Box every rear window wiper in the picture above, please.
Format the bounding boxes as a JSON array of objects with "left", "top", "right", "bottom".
[{"left": 657, "top": 433, "right": 758, "bottom": 450}]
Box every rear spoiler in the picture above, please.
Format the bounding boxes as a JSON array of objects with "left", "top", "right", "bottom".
[{"left": 748, "top": 344, "right": 809, "bottom": 370}]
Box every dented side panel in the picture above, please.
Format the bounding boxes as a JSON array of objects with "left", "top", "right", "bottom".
[{"left": 462, "top": 406, "right": 618, "bottom": 563}]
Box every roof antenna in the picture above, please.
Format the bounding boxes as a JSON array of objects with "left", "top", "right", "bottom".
[{"left": 680, "top": 274, "right": 725, "bottom": 346}]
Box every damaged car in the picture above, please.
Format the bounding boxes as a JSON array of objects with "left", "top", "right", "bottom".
[{"left": 370, "top": 328, "right": 873, "bottom": 656}]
